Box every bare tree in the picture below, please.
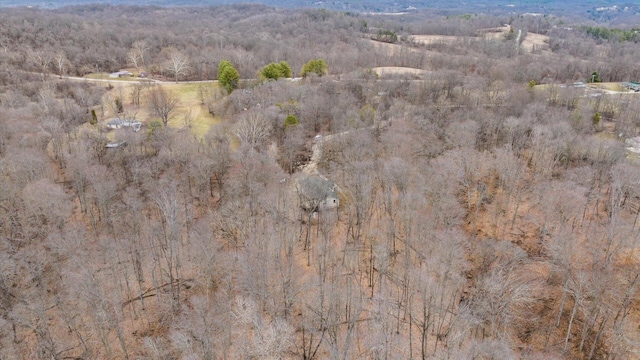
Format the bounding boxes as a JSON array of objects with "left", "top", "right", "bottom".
[
  {"left": 28, "top": 48, "right": 53, "bottom": 80},
  {"left": 22, "top": 179, "right": 72, "bottom": 231},
  {"left": 148, "top": 85, "right": 179, "bottom": 127},
  {"left": 54, "top": 52, "right": 67, "bottom": 78},
  {"left": 204, "top": 126, "right": 231, "bottom": 202},
  {"left": 151, "top": 179, "right": 186, "bottom": 314},
  {"left": 233, "top": 111, "right": 272, "bottom": 150},
  {"left": 129, "top": 82, "right": 144, "bottom": 106},
  {"left": 127, "top": 48, "right": 142, "bottom": 71},
  {"left": 131, "top": 40, "right": 149, "bottom": 67},
  {"left": 164, "top": 48, "right": 190, "bottom": 82},
  {"left": 231, "top": 297, "right": 295, "bottom": 358}
]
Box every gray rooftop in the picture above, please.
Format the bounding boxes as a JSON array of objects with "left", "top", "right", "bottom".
[
  {"left": 106, "top": 118, "right": 142, "bottom": 132},
  {"left": 296, "top": 175, "right": 339, "bottom": 212}
]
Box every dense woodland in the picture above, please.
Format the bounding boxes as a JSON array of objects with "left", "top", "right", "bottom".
[{"left": 3, "top": 4, "right": 640, "bottom": 359}]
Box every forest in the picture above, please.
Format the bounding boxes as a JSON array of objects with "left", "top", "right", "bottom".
[
  {"left": 2, "top": 3, "right": 640, "bottom": 359},
  {"left": 3, "top": 0, "right": 638, "bottom": 20}
]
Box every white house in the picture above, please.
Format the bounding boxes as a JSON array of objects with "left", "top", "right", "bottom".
[
  {"left": 625, "top": 136, "right": 640, "bottom": 153},
  {"left": 106, "top": 118, "right": 142, "bottom": 132},
  {"left": 109, "top": 70, "right": 132, "bottom": 78}
]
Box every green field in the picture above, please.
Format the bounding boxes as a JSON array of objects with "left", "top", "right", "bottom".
[
  {"left": 164, "top": 82, "right": 221, "bottom": 137},
  {"left": 99, "top": 81, "right": 222, "bottom": 138}
]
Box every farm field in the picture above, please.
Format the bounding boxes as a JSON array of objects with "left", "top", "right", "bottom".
[
  {"left": 409, "top": 25, "right": 550, "bottom": 53},
  {"left": 371, "top": 66, "right": 427, "bottom": 77}
]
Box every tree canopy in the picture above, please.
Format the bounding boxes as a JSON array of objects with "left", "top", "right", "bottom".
[
  {"left": 300, "top": 59, "right": 327, "bottom": 77},
  {"left": 4, "top": 5, "right": 640, "bottom": 360},
  {"left": 375, "top": 29, "right": 398, "bottom": 43},
  {"left": 584, "top": 26, "right": 640, "bottom": 42},
  {"left": 259, "top": 61, "right": 292, "bottom": 80}
]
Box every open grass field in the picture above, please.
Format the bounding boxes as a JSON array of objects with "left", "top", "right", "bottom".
[
  {"left": 408, "top": 34, "right": 465, "bottom": 46},
  {"left": 533, "top": 82, "right": 624, "bottom": 91},
  {"left": 163, "top": 82, "right": 221, "bottom": 137},
  {"left": 367, "top": 38, "right": 432, "bottom": 56},
  {"left": 372, "top": 66, "right": 427, "bottom": 78},
  {"left": 100, "top": 81, "right": 221, "bottom": 138},
  {"left": 522, "top": 32, "right": 550, "bottom": 52},
  {"left": 409, "top": 25, "right": 549, "bottom": 53},
  {"left": 589, "top": 82, "right": 627, "bottom": 92},
  {"left": 483, "top": 25, "right": 550, "bottom": 52}
]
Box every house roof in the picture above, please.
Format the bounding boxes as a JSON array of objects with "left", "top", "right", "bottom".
[
  {"left": 105, "top": 141, "right": 127, "bottom": 148},
  {"left": 107, "top": 118, "right": 142, "bottom": 131},
  {"left": 296, "top": 174, "right": 339, "bottom": 211}
]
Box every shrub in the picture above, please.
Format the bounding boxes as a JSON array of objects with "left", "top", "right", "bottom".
[{"left": 284, "top": 114, "right": 299, "bottom": 128}]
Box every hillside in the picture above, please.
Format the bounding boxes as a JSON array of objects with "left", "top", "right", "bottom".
[
  {"left": 2, "top": 4, "right": 640, "bottom": 359},
  {"left": 3, "top": 0, "right": 640, "bottom": 22}
]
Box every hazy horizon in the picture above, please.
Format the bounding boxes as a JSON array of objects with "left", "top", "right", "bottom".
[{"left": 0, "top": 0, "right": 624, "bottom": 16}]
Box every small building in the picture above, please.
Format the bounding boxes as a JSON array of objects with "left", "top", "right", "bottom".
[
  {"left": 106, "top": 118, "right": 142, "bottom": 132},
  {"left": 105, "top": 141, "right": 127, "bottom": 148},
  {"left": 296, "top": 174, "right": 340, "bottom": 212},
  {"left": 625, "top": 136, "right": 640, "bottom": 153},
  {"left": 109, "top": 70, "right": 132, "bottom": 78}
]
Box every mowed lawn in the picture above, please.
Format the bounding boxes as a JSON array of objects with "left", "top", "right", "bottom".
[
  {"left": 163, "top": 82, "right": 221, "bottom": 137},
  {"left": 589, "top": 82, "right": 627, "bottom": 92},
  {"left": 101, "top": 81, "right": 221, "bottom": 138}
]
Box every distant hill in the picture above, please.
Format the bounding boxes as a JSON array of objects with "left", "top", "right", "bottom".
[{"left": 2, "top": 0, "right": 639, "bottom": 21}]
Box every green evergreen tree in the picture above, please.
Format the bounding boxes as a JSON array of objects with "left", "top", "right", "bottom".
[
  {"left": 375, "top": 29, "right": 398, "bottom": 43},
  {"left": 260, "top": 61, "right": 292, "bottom": 80},
  {"left": 218, "top": 60, "right": 231, "bottom": 75},
  {"left": 278, "top": 61, "right": 292, "bottom": 78},
  {"left": 218, "top": 60, "right": 239, "bottom": 93},
  {"left": 115, "top": 97, "right": 124, "bottom": 113},
  {"left": 260, "top": 63, "right": 281, "bottom": 80},
  {"left": 90, "top": 109, "right": 98, "bottom": 125},
  {"left": 592, "top": 112, "right": 601, "bottom": 129},
  {"left": 300, "top": 59, "right": 327, "bottom": 78},
  {"left": 283, "top": 114, "right": 299, "bottom": 128}
]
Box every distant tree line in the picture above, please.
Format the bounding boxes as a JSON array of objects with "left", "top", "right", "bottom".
[{"left": 583, "top": 25, "right": 640, "bottom": 42}]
